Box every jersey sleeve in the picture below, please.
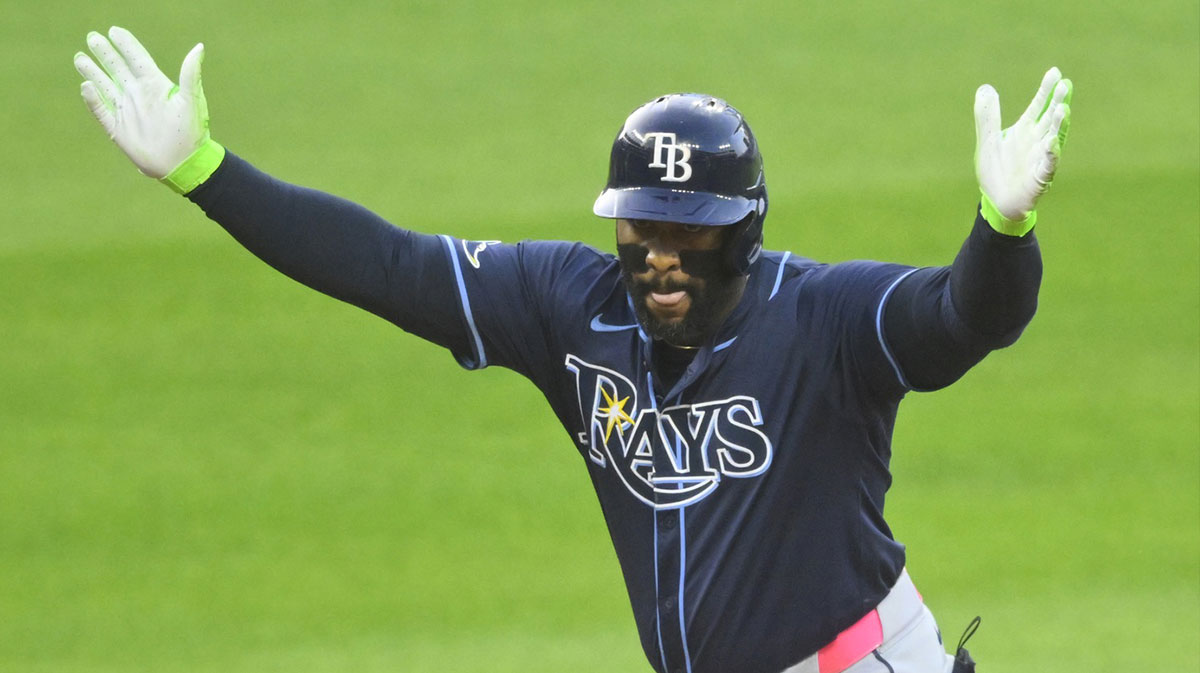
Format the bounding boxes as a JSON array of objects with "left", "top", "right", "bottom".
[
  {"left": 800, "top": 210, "right": 1043, "bottom": 398},
  {"left": 881, "top": 209, "right": 1042, "bottom": 391},
  {"left": 795, "top": 260, "right": 921, "bottom": 402},
  {"left": 436, "top": 237, "right": 600, "bottom": 382},
  {"left": 186, "top": 150, "right": 589, "bottom": 382}
]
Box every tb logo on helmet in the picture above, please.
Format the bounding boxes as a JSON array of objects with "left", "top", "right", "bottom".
[{"left": 645, "top": 132, "right": 692, "bottom": 182}]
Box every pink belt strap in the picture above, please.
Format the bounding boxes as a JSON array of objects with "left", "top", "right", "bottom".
[
  {"left": 816, "top": 609, "right": 883, "bottom": 673},
  {"left": 781, "top": 569, "right": 925, "bottom": 673}
]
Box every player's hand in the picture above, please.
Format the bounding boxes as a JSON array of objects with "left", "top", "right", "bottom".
[
  {"left": 973, "top": 67, "right": 1073, "bottom": 236},
  {"left": 74, "top": 27, "right": 224, "bottom": 194}
]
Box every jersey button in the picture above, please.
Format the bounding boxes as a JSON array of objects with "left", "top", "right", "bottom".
[
  {"left": 660, "top": 512, "right": 676, "bottom": 530},
  {"left": 662, "top": 596, "right": 675, "bottom": 612}
]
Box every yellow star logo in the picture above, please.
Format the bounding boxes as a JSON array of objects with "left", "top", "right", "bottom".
[{"left": 599, "top": 386, "right": 636, "bottom": 444}]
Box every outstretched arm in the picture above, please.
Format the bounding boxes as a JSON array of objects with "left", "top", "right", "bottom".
[
  {"left": 74, "top": 27, "right": 467, "bottom": 351},
  {"left": 884, "top": 68, "right": 1073, "bottom": 391}
]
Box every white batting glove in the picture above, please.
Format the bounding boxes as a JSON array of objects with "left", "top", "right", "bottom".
[
  {"left": 74, "top": 27, "right": 224, "bottom": 194},
  {"left": 974, "top": 67, "right": 1073, "bottom": 236}
]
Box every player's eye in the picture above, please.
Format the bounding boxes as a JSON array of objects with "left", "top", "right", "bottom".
[
  {"left": 629, "top": 220, "right": 658, "bottom": 235},
  {"left": 682, "top": 224, "right": 703, "bottom": 233}
]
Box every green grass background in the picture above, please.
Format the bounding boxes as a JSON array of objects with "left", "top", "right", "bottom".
[{"left": 2, "top": 1, "right": 1197, "bottom": 671}]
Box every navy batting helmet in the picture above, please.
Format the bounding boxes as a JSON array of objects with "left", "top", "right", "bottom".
[{"left": 593, "top": 93, "right": 768, "bottom": 274}]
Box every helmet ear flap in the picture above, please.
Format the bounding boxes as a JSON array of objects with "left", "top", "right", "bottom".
[
  {"left": 725, "top": 188, "right": 766, "bottom": 275},
  {"left": 726, "top": 212, "right": 764, "bottom": 275}
]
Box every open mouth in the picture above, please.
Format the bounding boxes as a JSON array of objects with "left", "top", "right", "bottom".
[
  {"left": 641, "top": 285, "right": 693, "bottom": 322},
  {"left": 648, "top": 290, "right": 688, "bottom": 307}
]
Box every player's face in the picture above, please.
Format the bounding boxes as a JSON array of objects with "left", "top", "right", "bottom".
[{"left": 616, "top": 218, "right": 747, "bottom": 347}]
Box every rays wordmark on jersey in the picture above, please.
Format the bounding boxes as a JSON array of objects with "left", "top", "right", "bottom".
[{"left": 565, "top": 355, "right": 773, "bottom": 509}]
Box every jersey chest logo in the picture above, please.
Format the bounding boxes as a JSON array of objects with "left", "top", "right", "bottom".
[{"left": 566, "top": 354, "right": 773, "bottom": 509}]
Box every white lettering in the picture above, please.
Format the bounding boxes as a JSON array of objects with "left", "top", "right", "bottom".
[
  {"left": 565, "top": 355, "right": 772, "bottom": 509},
  {"left": 646, "top": 132, "right": 693, "bottom": 182}
]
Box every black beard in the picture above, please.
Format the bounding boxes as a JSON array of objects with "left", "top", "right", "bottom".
[{"left": 618, "top": 249, "right": 744, "bottom": 346}]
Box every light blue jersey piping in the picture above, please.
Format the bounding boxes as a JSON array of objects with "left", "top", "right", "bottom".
[
  {"left": 768, "top": 251, "right": 792, "bottom": 300},
  {"left": 648, "top": 371, "right": 669, "bottom": 673},
  {"left": 439, "top": 235, "right": 488, "bottom": 369},
  {"left": 646, "top": 369, "right": 693, "bottom": 673},
  {"left": 875, "top": 268, "right": 921, "bottom": 390}
]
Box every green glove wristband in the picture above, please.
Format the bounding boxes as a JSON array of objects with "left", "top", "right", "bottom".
[
  {"left": 160, "top": 138, "right": 226, "bottom": 195},
  {"left": 980, "top": 191, "right": 1037, "bottom": 237}
]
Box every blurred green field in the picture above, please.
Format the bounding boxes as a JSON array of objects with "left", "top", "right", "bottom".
[{"left": 2, "top": 1, "right": 1196, "bottom": 672}]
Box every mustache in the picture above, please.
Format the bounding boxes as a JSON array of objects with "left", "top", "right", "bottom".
[{"left": 630, "top": 277, "right": 694, "bottom": 295}]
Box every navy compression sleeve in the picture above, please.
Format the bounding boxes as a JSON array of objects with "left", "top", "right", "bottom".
[
  {"left": 883, "top": 207, "right": 1042, "bottom": 391},
  {"left": 185, "top": 151, "right": 470, "bottom": 354}
]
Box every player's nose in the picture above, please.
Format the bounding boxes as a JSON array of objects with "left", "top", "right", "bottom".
[{"left": 644, "top": 239, "right": 681, "bottom": 273}]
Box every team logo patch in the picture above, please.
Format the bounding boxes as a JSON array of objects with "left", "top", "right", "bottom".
[
  {"left": 566, "top": 354, "right": 772, "bottom": 509},
  {"left": 462, "top": 240, "right": 501, "bottom": 268},
  {"left": 645, "top": 132, "right": 693, "bottom": 182}
]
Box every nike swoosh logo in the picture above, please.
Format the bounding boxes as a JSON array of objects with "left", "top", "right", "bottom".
[{"left": 590, "top": 314, "right": 638, "bottom": 332}]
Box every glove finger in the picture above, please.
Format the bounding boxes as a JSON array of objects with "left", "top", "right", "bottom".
[
  {"left": 1018, "top": 67, "right": 1061, "bottom": 127},
  {"left": 1058, "top": 76, "right": 1073, "bottom": 106},
  {"left": 1053, "top": 102, "right": 1071, "bottom": 152},
  {"left": 86, "top": 30, "right": 135, "bottom": 92},
  {"left": 178, "top": 43, "right": 205, "bottom": 100},
  {"left": 973, "top": 84, "right": 1001, "bottom": 154},
  {"left": 74, "top": 51, "right": 121, "bottom": 106},
  {"left": 108, "top": 26, "right": 166, "bottom": 83},
  {"left": 1027, "top": 105, "right": 1066, "bottom": 191},
  {"left": 80, "top": 81, "right": 117, "bottom": 136},
  {"left": 1031, "top": 137, "right": 1058, "bottom": 190},
  {"left": 1035, "top": 79, "right": 1072, "bottom": 138}
]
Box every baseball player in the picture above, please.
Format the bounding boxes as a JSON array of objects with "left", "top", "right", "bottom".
[{"left": 74, "top": 26, "right": 1072, "bottom": 673}]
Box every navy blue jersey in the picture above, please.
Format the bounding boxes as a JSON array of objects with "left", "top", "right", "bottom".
[
  {"left": 432, "top": 238, "right": 917, "bottom": 673},
  {"left": 189, "top": 152, "right": 1041, "bottom": 673}
]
